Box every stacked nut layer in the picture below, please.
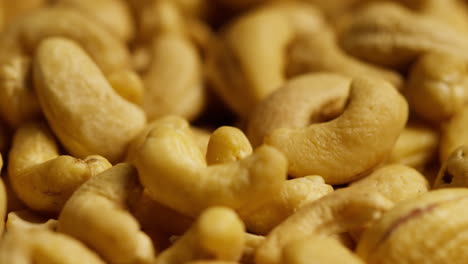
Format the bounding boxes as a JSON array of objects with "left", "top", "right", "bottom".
[{"left": 0, "top": 0, "right": 468, "bottom": 263}]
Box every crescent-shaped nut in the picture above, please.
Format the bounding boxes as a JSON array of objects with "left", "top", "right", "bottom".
[
  {"left": 206, "top": 2, "right": 326, "bottom": 116},
  {"left": 8, "top": 121, "right": 111, "bottom": 213},
  {"left": 58, "top": 163, "right": 155, "bottom": 264},
  {"left": 33, "top": 37, "right": 146, "bottom": 163},
  {"left": 255, "top": 164, "right": 428, "bottom": 264},
  {"left": 0, "top": 227, "right": 105, "bottom": 264},
  {"left": 340, "top": 2, "right": 468, "bottom": 68},
  {"left": 155, "top": 207, "right": 245, "bottom": 264},
  {"left": 261, "top": 75, "right": 408, "bottom": 184},
  {"left": 357, "top": 188, "right": 468, "bottom": 264},
  {"left": 404, "top": 52, "right": 468, "bottom": 123},
  {"left": 142, "top": 33, "right": 204, "bottom": 121},
  {"left": 131, "top": 116, "right": 287, "bottom": 217},
  {"left": 0, "top": 6, "right": 132, "bottom": 127},
  {"left": 434, "top": 145, "right": 468, "bottom": 188},
  {"left": 281, "top": 236, "right": 365, "bottom": 264},
  {"left": 440, "top": 106, "right": 468, "bottom": 162}
]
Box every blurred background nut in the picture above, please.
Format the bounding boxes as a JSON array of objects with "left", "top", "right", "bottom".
[{"left": 8, "top": 121, "right": 111, "bottom": 214}]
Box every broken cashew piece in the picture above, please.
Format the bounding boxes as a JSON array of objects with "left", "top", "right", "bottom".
[
  {"left": 131, "top": 115, "right": 287, "bottom": 217},
  {"left": 255, "top": 164, "right": 428, "bottom": 264},
  {"left": 255, "top": 74, "right": 408, "bottom": 184},
  {"left": 8, "top": 121, "right": 111, "bottom": 213},
  {"left": 33, "top": 37, "right": 146, "bottom": 163},
  {"left": 155, "top": 207, "right": 245, "bottom": 264},
  {"left": 357, "top": 188, "right": 468, "bottom": 264},
  {"left": 434, "top": 145, "right": 468, "bottom": 188},
  {"left": 58, "top": 163, "right": 155, "bottom": 264}
]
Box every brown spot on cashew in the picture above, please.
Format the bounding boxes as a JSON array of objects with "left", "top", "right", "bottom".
[
  {"left": 58, "top": 163, "right": 155, "bottom": 264},
  {"left": 434, "top": 145, "right": 468, "bottom": 188},
  {"left": 8, "top": 121, "right": 111, "bottom": 214}
]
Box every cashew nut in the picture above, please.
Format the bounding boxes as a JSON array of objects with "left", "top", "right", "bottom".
[
  {"left": 58, "top": 163, "right": 155, "bottom": 264},
  {"left": 6, "top": 210, "right": 57, "bottom": 232},
  {"left": 257, "top": 74, "right": 408, "bottom": 184},
  {"left": 33, "top": 37, "right": 146, "bottom": 162},
  {"left": 8, "top": 121, "right": 111, "bottom": 213},
  {"left": 434, "top": 145, "right": 468, "bottom": 188},
  {"left": 155, "top": 207, "right": 245, "bottom": 264}
]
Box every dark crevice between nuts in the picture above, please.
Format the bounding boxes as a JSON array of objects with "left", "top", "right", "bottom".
[{"left": 442, "top": 170, "right": 454, "bottom": 184}]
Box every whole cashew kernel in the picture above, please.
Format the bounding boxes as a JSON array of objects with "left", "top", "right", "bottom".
[
  {"left": 155, "top": 207, "right": 245, "bottom": 264},
  {"left": 357, "top": 188, "right": 468, "bottom": 264},
  {"left": 131, "top": 115, "right": 287, "bottom": 217},
  {"left": 434, "top": 145, "right": 468, "bottom": 189},
  {"left": 8, "top": 121, "right": 111, "bottom": 213},
  {"left": 258, "top": 74, "right": 408, "bottom": 184},
  {"left": 33, "top": 37, "right": 146, "bottom": 163},
  {"left": 58, "top": 163, "right": 155, "bottom": 264}
]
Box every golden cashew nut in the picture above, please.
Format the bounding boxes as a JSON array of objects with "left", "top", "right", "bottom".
[
  {"left": 8, "top": 121, "right": 111, "bottom": 213},
  {"left": 33, "top": 37, "right": 146, "bottom": 163},
  {"left": 340, "top": 2, "right": 468, "bottom": 68},
  {"left": 434, "top": 145, "right": 468, "bottom": 189},
  {"left": 155, "top": 207, "right": 245, "bottom": 264},
  {"left": 253, "top": 74, "right": 408, "bottom": 184},
  {"left": 440, "top": 106, "right": 468, "bottom": 162},
  {"left": 206, "top": 2, "right": 327, "bottom": 117},
  {"left": 131, "top": 116, "right": 287, "bottom": 217},
  {"left": 58, "top": 163, "right": 155, "bottom": 264},
  {"left": 255, "top": 164, "right": 428, "bottom": 264},
  {"left": 404, "top": 52, "right": 468, "bottom": 123},
  {"left": 0, "top": 228, "right": 105, "bottom": 264},
  {"left": 281, "top": 236, "right": 364, "bottom": 264},
  {"left": 388, "top": 122, "right": 439, "bottom": 169},
  {"left": 357, "top": 188, "right": 468, "bottom": 264},
  {"left": 0, "top": 7, "right": 133, "bottom": 127}
]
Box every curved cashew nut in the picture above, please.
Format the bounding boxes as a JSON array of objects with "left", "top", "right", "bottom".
[
  {"left": 8, "top": 121, "right": 111, "bottom": 213},
  {"left": 340, "top": 2, "right": 468, "bottom": 68},
  {"left": 434, "top": 145, "right": 468, "bottom": 188},
  {"left": 58, "top": 163, "right": 155, "bottom": 264},
  {"left": 357, "top": 188, "right": 468, "bottom": 264},
  {"left": 440, "top": 106, "right": 468, "bottom": 162},
  {"left": 33, "top": 37, "right": 146, "bottom": 163},
  {"left": 254, "top": 74, "right": 408, "bottom": 184},
  {"left": 0, "top": 6, "right": 132, "bottom": 127},
  {"left": 255, "top": 164, "right": 428, "bottom": 264},
  {"left": 131, "top": 116, "right": 287, "bottom": 217},
  {"left": 282, "top": 236, "right": 364, "bottom": 264},
  {"left": 155, "top": 207, "right": 245, "bottom": 264},
  {"left": 206, "top": 2, "right": 327, "bottom": 116},
  {"left": 404, "top": 52, "right": 468, "bottom": 123},
  {"left": 0, "top": 228, "right": 105, "bottom": 264}
]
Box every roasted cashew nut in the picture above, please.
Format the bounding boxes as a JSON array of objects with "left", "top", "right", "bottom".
[
  {"left": 131, "top": 115, "right": 287, "bottom": 217},
  {"left": 8, "top": 121, "right": 111, "bottom": 213},
  {"left": 255, "top": 164, "right": 428, "bottom": 264},
  {"left": 58, "top": 163, "right": 155, "bottom": 264},
  {"left": 250, "top": 74, "right": 408, "bottom": 184},
  {"left": 155, "top": 207, "right": 245, "bottom": 264},
  {"left": 33, "top": 37, "right": 146, "bottom": 163},
  {"left": 357, "top": 188, "right": 468, "bottom": 264},
  {"left": 0, "top": 6, "right": 132, "bottom": 127},
  {"left": 434, "top": 145, "right": 468, "bottom": 188}
]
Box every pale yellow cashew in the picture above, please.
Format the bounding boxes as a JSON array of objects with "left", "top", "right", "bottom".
[
  {"left": 131, "top": 115, "right": 287, "bottom": 217},
  {"left": 0, "top": 6, "right": 132, "bottom": 127},
  {"left": 434, "top": 145, "right": 468, "bottom": 189},
  {"left": 206, "top": 126, "right": 253, "bottom": 165},
  {"left": 282, "top": 236, "right": 364, "bottom": 264},
  {"left": 155, "top": 207, "right": 245, "bottom": 264},
  {"left": 254, "top": 74, "right": 408, "bottom": 184},
  {"left": 255, "top": 164, "right": 428, "bottom": 264},
  {"left": 58, "top": 163, "right": 155, "bottom": 264},
  {"left": 206, "top": 2, "right": 327, "bottom": 116},
  {"left": 107, "top": 69, "right": 145, "bottom": 104},
  {"left": 8, "top": 121, "right": 111, "bottom": 213},
  {"left": 33, "top": 37, "right": 146, "bottom": 163},
  {"left": 0, "top": 228, "right": 105, "bottom": 264},
  {"left": 440, "top": 106, "right": 468, "bottom": 162}
]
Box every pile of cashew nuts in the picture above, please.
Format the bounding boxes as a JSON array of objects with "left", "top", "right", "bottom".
[{"left": 1, "top": 0, "right": 468, "bottom": 263}]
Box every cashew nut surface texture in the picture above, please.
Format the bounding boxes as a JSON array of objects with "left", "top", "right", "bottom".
[
  {"left": 33, "top": 37, "right": 146, "bottom": 163},
  {"left": 131, "top": 116, "right": 287, "bottom": 217},
  {"left": 58, "top": 163, "right": 155, "bottom": 264},
  {"left": 257, "top": 74, "right": 408, "bottom": 184},
  {"left": 8, "top": 121, "right": 111, "bottom": 213},
  {"left": 155, "top": 207, "right": 245, "bottom": 264},
  {"left": 6, "top": 210, "right": 57, "bottom": 232},
  {"left": 357, "top": 188, "right": 468, "bottom": 264},
  {"left": 0, "top": 6, "right": 132, "bottom": 127}
]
